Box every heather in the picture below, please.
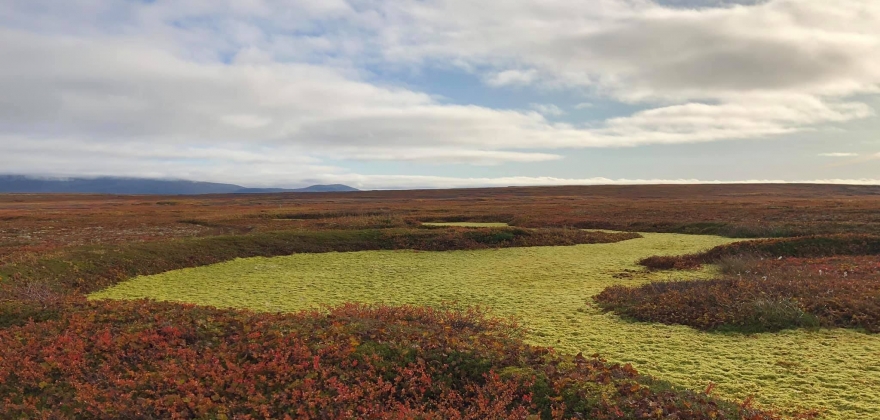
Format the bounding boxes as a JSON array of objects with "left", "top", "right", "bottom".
[
  {"left": 598, "top": 255, "right": 880, "bottom": 333},
  {"left": 0, "top": 300, "right": 777, "bottom": 420},
  {"left": 639, "top": 235, "right": 880, "bottom": 271},
  {"left": 4, "top": 184, "right": 880, "bottom": 266}
]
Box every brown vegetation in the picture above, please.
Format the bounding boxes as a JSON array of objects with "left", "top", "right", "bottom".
[
  {"left": 2, "top": 184, "right": 878, "bottom": 418},
  {"left": 598, "top": 255, "right": 880, "bottom": 333},
  {"left": 3, "top": 184, "right": 880, "bottom": 266},
  {"left": 0, "top": 300, "right": 780, "bottom": 419},
  {"left": 1, "top": 227, "right": 636, "bottom": 297},
  {"left": 639, "top": 235, "right": 880, "bottom": 270}
]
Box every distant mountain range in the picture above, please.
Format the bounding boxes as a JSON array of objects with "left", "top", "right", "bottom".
[{"left": 0, "top": 175, "right": 359, "bottom": 195}]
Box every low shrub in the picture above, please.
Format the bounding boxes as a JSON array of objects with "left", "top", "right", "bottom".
[
  {"left": 639, "top": 235, "right": 880, "bottom": 271},
  {"left": 704, "top": 235, "right": 880, "bottom": 259},
  {"left": 515, "top": 220, "right": 809, "bottom": 238},
  {"left": 639, "top": 255, "right": 702, "bottom": 271},
  {"left": 417, "top": 214, "right": 517, "bottom": 224},
  {"left": 0, "top": 228, "right": 639, "bottom": 296},
  {"left": 0, "top": 300, "right": 777, "bottom": 419},
  {"left": 0, "top": 300, "right": 63, "bottom": 328},
  {"left": 598, "top": 256, "right": 880, "bottom": 333},
  {"left": 0, "top": 280, "right": 68, "bottom": 328},
  {"left": 742, "top": 298, "right": 821, "bottom": 333},
  {"left": 716, "top": 255, "right": 763, "bottom": 276}
]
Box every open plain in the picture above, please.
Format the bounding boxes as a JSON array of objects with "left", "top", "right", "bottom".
[{"left": 3, "top": 184, "right": 880, "bottom": 419}]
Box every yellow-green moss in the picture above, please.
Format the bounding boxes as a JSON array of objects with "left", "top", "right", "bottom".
[{"left": 90, "top": 232, "right": 880, "bottom": 419}]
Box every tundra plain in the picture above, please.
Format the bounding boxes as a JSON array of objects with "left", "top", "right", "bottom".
[{"left": 3, "top": 184, "right": 880, "bottom": 419}]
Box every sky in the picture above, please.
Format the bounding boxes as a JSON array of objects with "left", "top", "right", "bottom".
[{"left": 1, "top": 0, "right": 879, "bottom": 189}]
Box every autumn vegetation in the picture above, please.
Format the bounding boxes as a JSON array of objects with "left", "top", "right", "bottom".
[
  {"left": 637, "top": 235, "right": 880, "bottom": 271},
  {"left": 598, "top": 253, "right": 880, "bottom": 333},
  {"left": 2, "top": 184, "right": 880, "bottom": 418},
  {"left": 3, "top": 183, "right": 880, "bottom": 266},
  {"left": 0, "top": 300, "right": 785, "bottom": 419},
  {"left": 598, "top": 236, "right": 880, "bottom": 333}
]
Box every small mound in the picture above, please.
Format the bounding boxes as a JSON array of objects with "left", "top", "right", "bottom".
[
  {"left": 0, "top": 300, "right": 776, "bottom": 419},
  {"left": 639, "top": 234, "right": 880, "bottom": 271},
  {"left": 598, "top": 255, "right": 880, "bottom": 333}
]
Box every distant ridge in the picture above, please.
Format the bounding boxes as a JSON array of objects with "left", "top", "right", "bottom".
[
  {"left": 0, "top": 175, "right": 359, "bottom": 195},
  {"left": 235, "top": 184, "right": 359, "bottom": 193}
]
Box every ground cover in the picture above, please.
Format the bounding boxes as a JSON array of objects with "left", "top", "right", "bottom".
[
  {"left": 89, "top": 233, "right": 880, "bottom": 419},
  {"left": 638, "top": 235, "right": 880, "bottom": 270},
  {"left": 422, "top": 222, "right": 511, "bottom": 227},
  {"left": 6, "top": 185, "right": 880, "bottom": 419},
  {"left": 0, "top": 227, "right": 634, "bottom": 296},
  {"left": 597, "top": 255, "right": 880, "bottom": 333},
  {"left": 0, "top": 300, "right": 779, "bottom": 419},
  {"left": 4, "top": 184, "right": 880, "bottom": 266}
]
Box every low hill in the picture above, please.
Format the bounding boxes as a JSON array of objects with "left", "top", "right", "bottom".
[
  {"left": 0, "top": 175, "right": 358, "bottom": 195},
  {"left": 235, "top": 184, "right": 358, "bottom": 193}
]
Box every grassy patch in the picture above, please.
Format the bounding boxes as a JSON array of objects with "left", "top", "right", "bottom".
[{"left": 90, "top": 233, "right": 880, "bottom": 418}]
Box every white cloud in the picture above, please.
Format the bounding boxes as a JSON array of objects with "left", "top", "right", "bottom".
[
  {"left": 310, "top": 174, "right": 880, "bottom": 190},
  {"left": 0, "top": 29, "right": 579, "bottom": 166},
  {"left": 6, "top": 26, "right": 863, "bottom": 174},
  {"left": 3, "top": 28, "right": 869, "bottom": 161},
  {"left": 335, "top": 149, "right": 562, "bottom": 165},
  {"left": 0, "top": 0, "right": 879, "bottom": 184},
  {"left": 529, "top": 103, "right": 566, "bottom": 116},
  {"left": 485, "top": 69, "right": 539, "bottom": 87},
  {"left": 376, "top": 0, "right": 880, "bottom": 99},
  {"left": 596, "top": 95, "right": 873, "bottom": 145},
  {"left": 818, "top": 152, "right": 859, "bottom": 157},
  {"left": 370, "top": 0, "right": 880, "bottom": 140},
  {"left": 220, "top": 114, "right": 273, "bottom": 129}
]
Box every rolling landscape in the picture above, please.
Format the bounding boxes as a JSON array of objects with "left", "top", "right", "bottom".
[
  {"left": 0, "top": 175, "right": 359, "bottom": 195},
  {"left": 2, "top": 184, "right": 880, "bottom": 418},
  {"left": 3, "top": 0, "right": 880, "bottom": 418}
]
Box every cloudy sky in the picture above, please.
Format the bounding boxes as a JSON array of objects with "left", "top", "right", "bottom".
[{"left": 1, "top": 0, "right": 879, "bottom": 189}]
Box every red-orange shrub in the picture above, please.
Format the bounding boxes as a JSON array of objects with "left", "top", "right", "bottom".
[
  {"left": 599, "top": 256, "right": 880, "bottom": 333},
  {"left": 0, "top": 301, "right": 777, "bottom": 419}
]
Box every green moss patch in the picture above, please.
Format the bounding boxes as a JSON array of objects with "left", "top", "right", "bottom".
[{"left": 91, "top": 233, "right": 880, "bottom": 419}]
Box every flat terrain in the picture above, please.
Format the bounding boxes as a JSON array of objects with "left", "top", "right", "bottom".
[
  {"left": 91, "top": 232, "right": 880, "bottom": 419},
  {"left": 4, "top": 184, "right": 880, "bottom": 419},
  {"left": 4, "top": 183, "right": 880, "bottom": 265}
]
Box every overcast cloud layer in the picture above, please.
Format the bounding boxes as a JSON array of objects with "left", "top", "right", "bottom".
[{"left": 1, "top": 0, "right": 879, "bottom": 189}]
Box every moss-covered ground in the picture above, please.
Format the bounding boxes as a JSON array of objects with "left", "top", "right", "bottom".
[{"left": 90, "top": 232, "right": 880, "bottom": 419}]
